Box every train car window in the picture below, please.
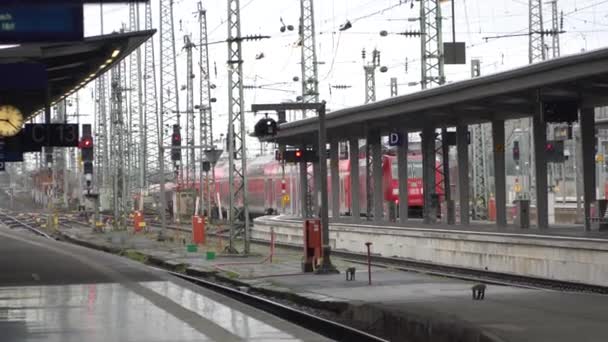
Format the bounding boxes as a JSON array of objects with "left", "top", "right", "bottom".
[{"left": 391, "top": 159, "right": 423, "bottom": 179}]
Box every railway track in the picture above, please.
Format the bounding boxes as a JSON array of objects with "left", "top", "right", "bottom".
[
  {"left": 170, "top": 271, "right": 387, "bottom": 342},
  {"left": 0, "top": 209, "right": 53, "bottom": 239},
  {"left": 60, "top": 212, "right": 608, "bottom": 294}
]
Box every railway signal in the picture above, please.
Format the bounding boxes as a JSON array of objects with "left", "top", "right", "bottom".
[
  {"left": 513, "top": 141, "right": 520, "bottom": 162},
  {"left": 545, "top": 140, "right": 565, "bottom": 163},
  {"left": 278, "top": 149, "right": 317, "bottom": 163},
  {"left": 80, "top": 124, "right": 93, "bottom": 190},
  {"left": 171, "top": 124, "right": 182, "bottom": 162}
]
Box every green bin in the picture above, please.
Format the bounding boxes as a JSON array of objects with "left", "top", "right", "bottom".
[
  {"left": 206, "top": 251, "right": 216, "bottom": 260},
  {"left": 186, "top": 244, "right": 198, "bottom": 253}
]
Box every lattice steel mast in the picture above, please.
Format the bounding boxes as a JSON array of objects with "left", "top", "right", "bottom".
[
  {"left": 129, "top": 2, "right": 145, "bottom": 192},
  {"left": 198, "top": 3, "right": 213, "bottom": 150},
  {"left": 420, "top": 0, "right": 445, "bottom": 89},
  {"left": 183, "top": 35, "right": 196, "bottom": 187},
  {"left": 299, "top": 0, "right": 319, "bottom": 118},
  {"left": 110, "top": 62, "right": 128, "bottom": 227},
  {"left": 95, "top": 76, "right": 109, "bottom": 192},
  {"left": 227, "top": 0, "right": 250, "bottom": 254},
  {"left": 160, "top": 0, "right": 181, "bottom": 184},
  {"left": 549, "top": 0, "right": 560, "bottom": 58},
  {"left": 363, "top": 48, "right": 380, "bottom": 220},
  {"left": 143, "top": 1, "right": 159, "bottom": 185},
  {"left": 197, "top": 2, "right": 215, "bottom": 216},
  {"left": 470, "top": 60, "right": 491, "bottom": 218},
  {"left": 529, "top": 0, "right": 546, "bottom": 64}
]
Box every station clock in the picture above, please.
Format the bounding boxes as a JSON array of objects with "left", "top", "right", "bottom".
[{"left": 0, "top": 105, "right": 24, "bottom": 137}]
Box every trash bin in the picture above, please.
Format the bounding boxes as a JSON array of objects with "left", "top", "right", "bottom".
[{"left": 514, "top": 200, "right": 530, "bottom": 229}]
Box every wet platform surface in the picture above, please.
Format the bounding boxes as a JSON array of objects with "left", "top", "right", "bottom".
[
  {"left": 50, "top": 218, "right": 608, "bottom": 341},
  {"left": 0, "top": 226, "right": 330, "bottom": 342}
]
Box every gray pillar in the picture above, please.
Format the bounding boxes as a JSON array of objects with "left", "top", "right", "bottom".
[
  {"left": 422, "top": 125, "right": 437, "bottom": 224},
  {"left": 457, "top": 125, "right": 470, "bottom": 225},
  {"left": 441, "top": 128, "right": 454, "bottom": 224},
  {"left": 533, "top": 102, "right": 549, "bottom": 229},
  {"left": 398, "top": 130, "right": 409, "bottom": 223},
  {"left": 330, "top": 140, "right": 340, "bottom": 219},
  {"left": 299, "top": 160, "right": 308, "bottom": 218},
  {"left": 372, "top": 132, "right": 384, "bottom": 221},
  {"left": 313, "top": 161, "right": 321, "bottom": 216},
  {"left": 492, "top": 120, "right": 507, "bottom": 228},
  {"left": 580, "top": 107, "right": 596, "bottom": 231},
  {"left": 349, "top": 138, "right": 360, "bottom": 219}
]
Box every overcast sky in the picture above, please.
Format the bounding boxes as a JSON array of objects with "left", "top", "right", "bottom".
[{"left": 72, "top": 0, "right": 608, "bottom": 151}]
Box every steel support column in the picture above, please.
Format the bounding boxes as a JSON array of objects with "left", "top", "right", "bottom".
[
  {"left": 492, "top": 120, "right": 507, "bottom": 227},
  {"left": 349, "top": 138, "right": 360, "bottom": 219},
  {"left": 457, "top": 125, "right": 470, "bottom": 225},
  {"left": 372, "top": 132, "right": 383, "bottom": 220},
  {"left": 533, "top": 100, "right": 549, "bottom": 229},
  {"left": 398, "top": 129, "right": 409, "bottom": 223},
  {"left": 441, "top": 128, "right": 453, "bottom": 224},
  {"left": 313, "top": 161, "right": 321, "bottom": 216},
  {"left": 299, "top": 156, "right": 309, "bottom": 218},
  {"left": 422, "top": 125, "right": 437, "bottom": 223},
  {"left": 580, "top": 107, "right": 596, "bottom": 231},
  {"left": 330, "top": 140, "right": 340, "bottom": 218}
]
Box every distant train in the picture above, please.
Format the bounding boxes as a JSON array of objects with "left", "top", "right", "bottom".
[{"left": 144, "top": 150, "right": 444, "bottom": 219}]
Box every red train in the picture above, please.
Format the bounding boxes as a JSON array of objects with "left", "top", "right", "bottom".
[
  {"left": 146, "top": 150, "right": 443, "bottom": 219},
  {"left": 210, "top": 150, "right": 443, "bottom": 218}
]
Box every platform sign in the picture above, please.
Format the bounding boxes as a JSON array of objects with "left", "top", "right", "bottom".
[
  {"left": 0, "top": 5, "right": 83, "bottom": 43},
  {"left": 388, "top": 132, "right": 402, "bottom": 146}
]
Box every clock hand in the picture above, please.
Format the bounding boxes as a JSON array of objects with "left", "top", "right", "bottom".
[{"left": 6, "top": 121, "right": 18, "bottom": 130}]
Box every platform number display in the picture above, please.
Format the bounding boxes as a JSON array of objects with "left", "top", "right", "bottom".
[{"left": 388, "top": 132, "right": 402, "bottom": 147}]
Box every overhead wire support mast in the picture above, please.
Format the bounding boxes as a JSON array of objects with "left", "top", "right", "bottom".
[
  {"left": 157, "top": 0, "right": 180, "bottom": 236},
  {"left": 129, "top": 1, "right": 144, "bottom": 194},
  {"left": 227, "top": 0, "right": 249, "bottom": 254},
  {"left": 183, "top": 35, "right": 196, "bottom": 188},
  {"left": 300, "top": 0, "right": 319, "bottom": 119},
  {"left": 197, "top": 2, "right": 215, "bottom": 217},
  {"left": 143, "top": 0, "right": 159, "bottom": 187},
  {"left": 363, "top": 48, "right": 380, "bottom": 220}
]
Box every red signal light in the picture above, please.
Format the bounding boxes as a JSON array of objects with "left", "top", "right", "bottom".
[
  {"left": 546, "top": 143, "right": 554, "bottom": 151},
  {"left": 295, "top": 150, "right": 302, "bottom": 158},
  {"left": 80, "top": 137, "right": 93, "bottom": 148}
]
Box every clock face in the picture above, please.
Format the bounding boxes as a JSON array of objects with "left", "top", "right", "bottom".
[{"left": 0, "top": 105, "right": 23, "bottom": 137}]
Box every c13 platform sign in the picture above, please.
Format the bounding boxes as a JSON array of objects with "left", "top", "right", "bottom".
[
  {"left": 3, "top": 124, "right": 79, "bottom": 154},
  {"left": 23, "top": 124, "right": 79, "bottom": 151}
]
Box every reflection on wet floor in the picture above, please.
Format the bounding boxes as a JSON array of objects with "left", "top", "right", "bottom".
[
  {"left": 142, "top": 281, "right": 304, "bottom": 341},
  {"left": 0, "top": 282, "right": 207, "bottom": 342},
  {"left": 0, "top": 280, "right": 321, "bottom": 342}
]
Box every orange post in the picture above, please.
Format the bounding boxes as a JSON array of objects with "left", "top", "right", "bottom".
[
  {"left": 488, "top": 197, "right": 496, "bottom": 221},
  {"left": 133, "top": 211, "right": 145, "bottom": 232},
  {"left": 192, "top": 215, "right": 205, "bottom": 245}
]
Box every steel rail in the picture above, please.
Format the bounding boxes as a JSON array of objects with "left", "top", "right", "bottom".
[{"left": 168, "top": 271, "right": 388, "bottom": 342}]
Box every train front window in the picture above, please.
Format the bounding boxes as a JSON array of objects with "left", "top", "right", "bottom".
[{"left": 392, "top": 159, "right": 423, "bottom": 179}]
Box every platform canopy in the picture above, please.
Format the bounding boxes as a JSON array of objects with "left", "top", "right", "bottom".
[
  {"left": 265, "top": 47, "right": 608, "bottom": 145},
  {"left": 0, "top": 29, "right": 155, "bottom": 120}
]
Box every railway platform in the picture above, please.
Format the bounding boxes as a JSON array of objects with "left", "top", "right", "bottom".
[
  {"left": 0, "top": 219, "right": 331, "bottom": 342},
  {"left": 253, "top": 215, "right": 608, "bottom": 289},
  {"left": 24, "top": 212, "right": 608, "bottom": 342}
]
